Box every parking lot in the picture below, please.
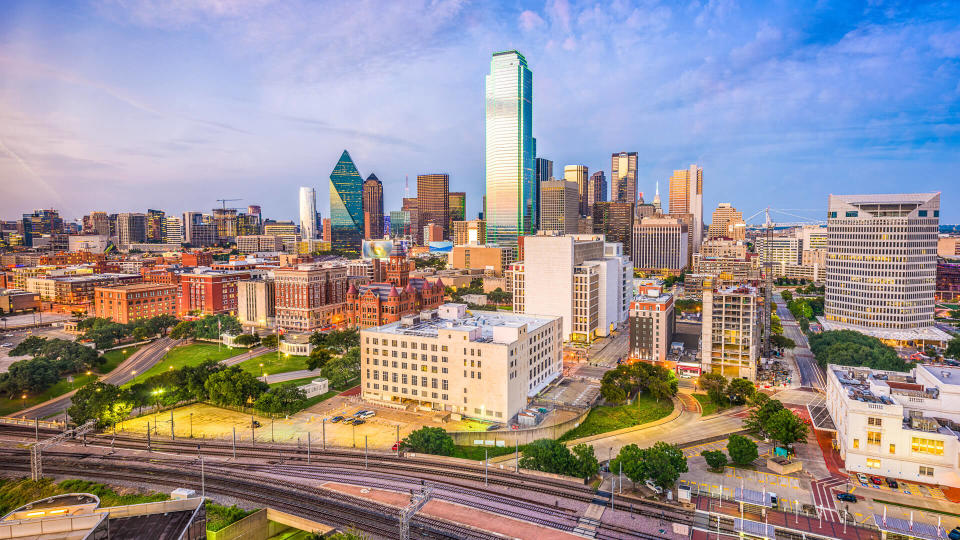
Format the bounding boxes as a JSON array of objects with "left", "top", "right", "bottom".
[
  {"left": 0, "top": 325, "right": 77, "bottom": 373},
  {"left": 538, "top": 378, "right": 600, "bottom": 408}
]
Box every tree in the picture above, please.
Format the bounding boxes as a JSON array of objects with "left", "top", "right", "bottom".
[
  {"left": 306, "top": 347, "right": 332, "bottom": 371},
  {"left": 401, "top": 426, "right": 455, "bottom": 456},
  {"left": 765, "top": 409, "right": 808, "bottom": 449},
  {"left": 780, "top": 290, "right": 793, "bottom": 303},
  {"left": 68, "top": 382, "right": 131, "bottom": 428},
  {"left": 132, "top": 327, "right": 150, "bottom": 341},
  {"left": 727, "top": 378, "right": 755, "bottom": 404},
  {"left": 809, "top": 330, "right": 909, "bottom": 371},
  {"left": 169, "top": 321, "right": 195, "bottom": 339},
  {"left": 519, "top": 439, "right": 577, "bottom": 476},
  {"left": 727, "top": 434, "right": 759, "bottom": 465},
  {"left": 600, "top": 382, "right": 627, "bottom": 404},
  {"left": 233, "top": 334, "right": 259, "bottom": 346},
  {"left": 609, "top": 443, "right": 646, "bottom": 484},
  {"left": 261, "top": 335, "right": 278, "bottom": 348},
  {"left": 699, "top": 373, "right": 727, "bottom": 404},
  {"left": 946, "top": 336, "right": 960, "bottom": 360},
  {"left": 771, "top": 334, "right": 796, "bottom": 349},
  {"left": 647, "top": 378, "right": 674, "bottom": 402},
  {"left": 744, "top": 396, "right": 785, "bottom": 436},
  {"left": 321, "top": 350, "right": 360, "bottom": 389},
  {"left": 701, "top": 450, "right": 728, "bottom": 472},
  {"left": 571, "top": 443, "right": 600, "bottom": 480},
  {"left": 204, "top": 367, "right": 268, "bottom": 407},
  {"left": 254, "top": 385, "right": 307, "bottom": 415},
  {"left": 9, "top": 336, "right": 47, "bottom": 357},
  {"left": 771, "top": 314, "right": 783, "bottom": 335},
  {"left": 611, "top": 441, "right": 687, "bottom": 492}
]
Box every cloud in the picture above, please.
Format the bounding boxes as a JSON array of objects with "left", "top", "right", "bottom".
[{"left": 519, "top": 10, "right": 545, "bottom": 31}]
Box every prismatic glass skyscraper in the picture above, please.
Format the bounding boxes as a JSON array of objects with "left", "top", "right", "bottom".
[
  {"left": 329, "top": 150, "right": 364, "bottom": 253},
  {"left": 299, "top": 186, "right": 317, "bottom": 239},
  {"left": 485, "top": 50, "right": 534, "bottom": 247}
]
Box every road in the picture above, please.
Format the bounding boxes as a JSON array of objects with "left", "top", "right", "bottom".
[{"left": 775, "top": 293, "right": 825, "bottom": 389}]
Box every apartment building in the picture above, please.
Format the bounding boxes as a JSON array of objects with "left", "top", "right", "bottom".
[
  {"left": 360, "top": 303, "right": 562, "bottom": 422},
  {"left": 826, "top": 364, "right": 960, "bottom": 488},
  {"left": 755, "top": 236, "right": 802, "bottom": 266},
  {"left": 700, "top": 239, "right": 748, "bottom": 259},
  {"left": 692, "top": 254, "right": 760, "bottom": 282},
  {"left": 628, "top": 291, "right": 675, "bottom": 365},
  {"left": 701, "top": 281, "right": 761, "bottom": 380},
  {"left": 26, "top": 274, "right": 141, "bottom": 309},
  {"left": 273, "top": 263, "right": 348, "bottom": 331},
  {"left": 632, "top": 216, "right": 689, "bottom": 273},
  {"left": 94, "top": 283, "right": 177, "bottom": 324},
  {"left": 237, "top": 235, "right": 284, "bottom": 254},
  {"left": 177, "top": 269, "right": 251, "bottom": 316},
  {"left": 452, "top": 220, "right": 486, "bottom": 246}
]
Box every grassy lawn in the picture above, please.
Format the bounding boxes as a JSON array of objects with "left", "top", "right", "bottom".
[
  {"left": 558, "top": 393, "right": 674, "bottom": 442},
  {"left": 0, "top": 372, "right": 98, "bottom": 416},
  {"left": 205, "top": 502, "right": 255, "bottom": 532},
  {"left": 236, "top": 352, "right": 308, "bottom": 378},
  {"left": 693, "top": 393, "right": 720, "bottom": 416},
  {"left": 0, "top": 478, "right": 165, "bottom": 515},
  {"left": 99, "top": 344, "right": 144, "bottom": 374},
  {"left": 451, "top": 444, "right": 524, "bottom": 461},
  {"left": 125, "top": 343, "right": 243, "bottom": 386}
]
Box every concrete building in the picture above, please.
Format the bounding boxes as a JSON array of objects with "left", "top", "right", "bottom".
[
  {"left": 692, "top": 254, "right": 760, "bottom": 282},
  {"left": 701, "top": 281, "right": 761, "bottom": 380},
  {"left": 360, "top": 303, "right": 562, "bottom": 422},
  {"left": 936, "top": 261, "right": 960, "bottom": 302},
  {"left": 938, "top": 237, "right": 960, "bottom": 259},
  {"left": 273, "top": 263, "right": 348, "bottom": 331},
  {"left": 822, "top": 193, "right": 948, "bottom": 345},
  {"left": 163, "top": 216, "right": 184, "bottom": 244},
  {"left": 94, "top": 282, "right": 177, "bottom": 324},
  {"left": 116, "top": 213, "right": 146, "bottom": 246},
  {"left": 796, "top": 225, "right": 828, "bottom": 250},
  {"left": 592, "top": 202, "right": 634, "bottom": 263},
  {"left": 183, "top": 212, "right": 217, "bottom": 247},
  {"left": 26, "top": 274, "right": 141, "bottom": 309},
  {"left": 629, "top": 290, "right": 675, "bottom": 365},
  {"left": 587, "top": 171, "right": 607, "bottom": 214},
  {"left": 423, "top": 223, "right": 444, "bottom": 243},
  {"left": 564, "top": 165, "right": 589, "bottom": 217},
  {"left": 512, "top": 234, "right": 630, "bottom": 343},
  {"left": 363, "top": 174, "right": 384, "bottom": 240},
  {"left": 68, "top": 235, "right": 110, "bottom": 254},
  {"left": 539, "top": 180, "right": 580, "bottom": 234},
  {"left": 237, "top": 235, "right": 285, "bottom": 254},
  {"left": 417, "top": 174, "right": 450, "bottom": 240},
  {"left": 452, "top": 220, "right": 486, "bottom": 246},
  {"left": 448, "top": 245, "right": 505, "bottom": 276},
  {"left": 237, "top": 278, "right": 276, "bottom": 328},
  {"left": 700, "top": 239, "right": 748, "bottom": 259},
  {"left": 0, "top": 289, "right": 40, "bottom": 313},
  {"left": 177, "top": 269, "right": 251, "bottom": 316},
  {"left": 708, "top": 203, "right": 745, "bottom": 240},
  {"left": 632, "top": 216, "right": 689, "bottom": 273},
  {"left": 448, "top": 192, "right": 466, "bottom": 234},
  {"left": 755, "top": 236, "right": 802, "bottom": 266},
  {"left": 611, "top": 151, "right": 637, "bottom": 204},
  {"left": 668, "top": 164, "right": 703, "bottom": 250},
  {"left": 826, "top": 363, "right": 960, "bottom": 488}
]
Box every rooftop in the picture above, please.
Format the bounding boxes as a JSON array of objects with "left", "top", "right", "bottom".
[
  {"left": 817, "top": 317, "right": 952, "bottom": 343},
  {"left": 372, "top": 304, "right": 556, "bottom": 340},
  {"left": 918, "top": 363, "right": 960, "bottom": 386}
]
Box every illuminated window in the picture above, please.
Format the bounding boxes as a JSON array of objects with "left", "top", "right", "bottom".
[
  {"left": 911, "top": 438, "right": 944, "bottom": 456},
  {"left": 889, "top": 444, "right": 895, "bottom": 454},
  {"left": 867, "top": 432, "right": 881, "bottom": 445},
  {"left": 852, "top": 438, "right": 859, "bottom": 449},
  {"left": 866, "top": 458, "right": 880, "bottom": 469}
]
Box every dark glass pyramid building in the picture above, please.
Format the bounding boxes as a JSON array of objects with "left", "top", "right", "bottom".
[{"left": 329, "top": 150, "right": 364, "bottom": 253}]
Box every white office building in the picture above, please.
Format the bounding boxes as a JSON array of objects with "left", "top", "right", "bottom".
[
  {"left": 299, "top": 186, "right": 318, "bottom": 240},
  {"left": 360, "top": 303, "right": 562, "bottom": 422},
  {"left": 826, "top": 363, "right": 960, "bottom": 488}
]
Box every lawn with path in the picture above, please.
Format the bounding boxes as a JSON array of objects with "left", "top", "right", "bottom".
[
  {"left": 692, "top": 393, "right": 720, "bottom": 416},
  {"left": 557, "top": 393, "right": 674, "bottom": 442},
  {"left": 235, "top": 352, "right": 308, "bottom": 378},
  {"left": 124, "top": 343, "right": 243, "bottom": 386}
]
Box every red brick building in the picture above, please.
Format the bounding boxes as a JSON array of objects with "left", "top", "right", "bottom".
[
  {"left": 181, "top": 251, "right": 214, "bottom": 267},
  {"left": 177, "top": 270, "right": 250, "bottom": 315},
  {"left": 95, "top": 283, "right": 177, "bottom": 324},
  {"left": 274, "top": 264, "right": 348, "bottom": 331},
  {"left": 345, "top": 251, "right": 445, "bottom": 328}
]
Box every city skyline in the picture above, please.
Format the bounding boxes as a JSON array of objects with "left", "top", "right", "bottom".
[{"left": 1, "top": 1, "right": 957, "bottom": 223}]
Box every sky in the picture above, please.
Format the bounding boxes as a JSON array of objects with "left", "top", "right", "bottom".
[{"left": 0, "top": 0, "right": 958, "bottom": 226}]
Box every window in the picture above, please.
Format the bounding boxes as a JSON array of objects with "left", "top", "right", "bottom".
[
  {"left": 853, "top": 438, "right": 859, "bottom": 449},
  {"left": 866, "top": 458, "right": 880, "bottom": 469},
  {"left": 919, "top": 466, "right": 934, "bottom": 477},
  {"left": 867, "top": 432, "right": 881, "bottom": 445},
  {"left": 889, "top": 444, "right": 895, "bottom": 454},
  {"left": 867, "top": 417, "right": 882, "bottom": 427},
  {"left": 918, "top": 210, "right": 927, "bottom": 217},
  {"left": 911, "top": 437, "right": 944, "bottom": 455}
]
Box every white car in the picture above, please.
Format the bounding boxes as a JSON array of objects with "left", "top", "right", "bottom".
[
  {"left": 644, "top": 480, "right": 663, "bottom": 494},
  {"left": 359, "top": 411, "right": 376, "bottom": 419}
]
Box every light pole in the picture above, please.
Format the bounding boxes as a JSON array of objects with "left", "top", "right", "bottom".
[
  {"left": 247, "top": 396, "right": 254, "bottom": 443},
  {"left": 190, "top": 413, "right": 193, "bottom": 438},
  {"left": 259, "top": 363, "right": 264, "bottom": 377},
  {"left": 152, "top": 388, "right": 163, "bottom": 434},
  {"left": 21, "top": 393, "right": 27, "bottom": 409}
]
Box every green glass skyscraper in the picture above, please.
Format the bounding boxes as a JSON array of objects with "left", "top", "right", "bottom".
[
  {"left": 329, "top": 150, "right": 364, "bottom": 253},
  {"left": 485, "top": 50, "right": 534, "bottom": 247}
]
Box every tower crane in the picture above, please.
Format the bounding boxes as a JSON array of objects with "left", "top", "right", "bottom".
[{"left": 216, "top": 198, "right": 242, "bottom": 210}]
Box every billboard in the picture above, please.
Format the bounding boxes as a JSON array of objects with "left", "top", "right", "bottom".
[
  {"left": 428, "top": 241, "right": 453, "bottom": 253},
  {"left": 362, "top": 240, "right": 395, "bottom": 259}
]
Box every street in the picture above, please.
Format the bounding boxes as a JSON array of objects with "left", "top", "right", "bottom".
[{"left": 775, "top": 293, "right": 825, "bottom": 389}]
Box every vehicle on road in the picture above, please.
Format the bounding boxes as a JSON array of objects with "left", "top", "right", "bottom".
[
  {"left": 885, "top": 478, "right": 899, "bottom": 489},
  {"left": 948, "top": 527, "right": 960, "bottom": 540},
  {"left": 330, "top": 416, "right": 344, "bottom": 423},
  {"left": 836, "top": 493, "right": 857, "bottom": 503},
  {"left": 856, "top": 473, "right": 869, "bottom": 485}
]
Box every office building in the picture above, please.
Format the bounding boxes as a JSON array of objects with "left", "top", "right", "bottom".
[
  {"left": 796, "top": 224, "right": 828, "bottom": 250},
  {"left": 211, "top": 207, "right": 238, "bottom": 242},
  {"left": 485, "top": 50, "right": 535, "bottom": 247},
  {"left": 449, "top": 245, "right": 506, "bottom": 276},
  {"left": 755, "top": 236, "right": 802, "bottom": 266},
  {"left": 360, "top": 303, "right": 562, "bottom": 421},
  {"left": 826, "top": 363, "right": 960, "bottom": 488},
  {"left": 94, "top": 283, "right": 177, "bottom": 324},
  {"left": 26, "top": 274, "right": 141, "bottom": 309},
  {"left": 936, "top": 262, "right": 960, "bottom": 302},
  {"left": 362, "top": 174, "right": 384, "bottom": 240},
  {"left": 938, "top": 237, "right": 960, "bottom": 259},
  {"left": 418, "top": 174, "right": 450, "bottom": 240},
  {"left": 423, "top": 223, "right": 444, "bottom": 243},
  {"left": 587, "top": 171, "right": 607, "bottom": 215},
  {"left": 274, "top": 263, "right": 348, "bottom": 331},
  {"left": 592, "top": 202, "right": 634, "bottom": 262},
  {"left": 707, "top": 203, "right": 745, "bottom": 240},
  {"left": 700, "top": 239, "right": 748, "bottom": 259},
  {"left": 564, "top": 165, "right": 589, "bottom": 217},
  {"left": 329, "top": 150, "right": 364, "bottom": 254},
  {"left": 177, "top": 269, "right": 251, "bottom": 316},
  {"left": 667, "top": 212, "right": 696, "bottom": 267},
  {"left": 668, "top": 164, "right": 703, "bottom": 250},
  {"left": 632, "top": 216, "right": 689, "bottom": 273},
  {"left": 389, "top": 210, "right": 411, "bottom": 238},
  {"left": 83, "top": 212, "right": 110, "bottom": 236},
  {"left": 611, "top": 151, "right": 638, "bottom": 204},
  {"left": 116, "top": 213, "right": 147, "bottom": 246},
  {"left": 512, "top": 234, "right": 630, "bottom": 343},
  {"left": 535, "top": 157, "right": 553, "bottom": 229},
  {"left": 629, "top": 291, "right": 675, "bottom": 365},
  {"left": 21, "top": 209, "right": 63, "bottom": 246},
  {"left": 163, "top": 216, "right": 184, "bottom": 244},
  {"left": 692, "top": 254, "right": 760, "bottom": 282},
  {"left": 652, "top": 182, "right": 662, "bottom": 213},
  {"left": 701, "top": 281, "right": 761, "bottom": 380},
  {"left": 299, "top": 186, "right": 318, "bottom": 240},
  {"left": 237, "top": 235, "right": 285, "bottom": 254},
  {"left": 236, "top": 211, "right": 261, "bottom": 236},
  {"left": 68, "top": 235, "right": 110, "bottom": 254},
  {"left": 822, "top": 193, "right": 948, "bottom": 345},
  {"left": 145, "top": 209, "right": 165, "bottom": 243},
  {"left": 183, "top": 212, "right": 218, "bottom": 247},
  {"left": 539, "top": 180, "right": 580, "bottom": 234},
  {"left": 452, "top": 220, "right": 486, "bottom": 246},
  {"left": 402, "top": 197, "right": 421, "bottom": 244},
  {"left": 237, "top": 278, "right": 276, "bottom": 328},
  {"left": 264, "top": 221, "right": 297, "bottom": 236},
  {"left": 448, "top": 192, "right": 466, "bottom": 234}
]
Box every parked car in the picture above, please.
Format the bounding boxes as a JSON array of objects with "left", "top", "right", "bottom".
[
  {"left": 342, "top": 418, "right": 355, "bottom": 425},
  {"left": 856, "top": 473, "right": 869, "bottom": 485},
  {"left": 870, "top": 476, "right": 882, "bottom": 486},
  {"left": 947, "top": 527, "right": 960, "bottom": 540},
  {"left": 886, "top": 478, "right": 899, "bottom": 489},
  {"left": 353, "top": 410, "right": 369, "bottom": 417},
  {"left": 358, "top": 411, "right": 376, "bottom": 419},
  {"left": 644, "top": 480, "right": 663, "bottom": 495},
  {"left": 251, "top": 420, "right": 261, "bottom": 428},
  {"left": 837, "top": 493, "right": 857, "bottom": 503},
  {"left": 330, "top": 416, "right": 344, "bottom": 423},
  {"left": 353, "top": 419, "right": 366, "bottom": 426}
]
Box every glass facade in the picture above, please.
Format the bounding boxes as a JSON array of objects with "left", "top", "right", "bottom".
[
  {"left": 299, "top": 186, "right": 317, "bottom": 240},
  {"left": 329, "top": 150, "right": 364, "bottom": 253},
  {"left": 485, "top": 50, "right": 534, "bottom": 247}
]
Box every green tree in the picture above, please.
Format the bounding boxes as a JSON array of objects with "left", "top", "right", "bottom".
[
  {"left": 254, "top": 385, "right": 307, "bottom": 415},
  {"left": 701, "top": 450, "right": 728, "bottom": 472},
  {"left": 233, "top": 334, "right": 259, "bottom": 346},
  {"left": 744, "top": 396, "right": 785, "bottom": 436},
  {"left": 261, "top": 334, "right": 278, "bottom": 348},
  {"left": 169, "top": 321, "right": 195, "bottom": 339},
  {"left": 726, "top": 434, "right": 759, "bottom": 465},
  {"left": 780, "top": 290, "right": 793, "bottom": 303},
  {"left": 699, "top": 373, "right": 727, "bottom": 404},
  {"left": 401, "top": 426, "right": 455, "bottom": 456},
  {"left": 600, "top": 382, "right": 627, "bottom": 404},
  {"left": 322, "top": 348, "right": 360, "bottom": 388},
  {"left": 609, "top": 444, "right": 646, "bottom": 484},
  {"left": 132, "top": 327, "right": 150, "bottom": 341},
  {"left": 647, "top": 378, "right": 674, "bottom": 402},
  {"left": 765, "top": 409, "right": 808, "bottom": 449},
  {"left": 727, "top": 378, "right": 755, "bottom": 403},
  {"left": 306, "top": 347, "right": 333, "bottom": 371},
  {"left": 68, "top": 382, "right": 131, "bottom": 428},
  {"left": 771, "top": 334, "right": 796, "bottom": 349},
  {"left": 771, "top": 313, "right": 783, "bottom": 335},
  {"left": 204, "top": 367, "right": 268, "bottom": 407},
  {"left": 571, "top": 443, "right": 600, "bottom": 480},
  {"left": 946, "top": 336, "right": 960, "bottom": 360},
  {"left": 611, "top": 441, "right": 687, "bottom": 491},
  {"left": 519, "top": 439, "right": 577, "bottom": 476}
]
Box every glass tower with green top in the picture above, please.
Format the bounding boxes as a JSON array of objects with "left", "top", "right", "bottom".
[{"left": 329, "top": 149, "right": 364, "bottom": 254}]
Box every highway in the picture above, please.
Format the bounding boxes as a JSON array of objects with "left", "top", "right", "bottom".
[{"left": 775, "top": 293, "right": 825, "bottom": 389}]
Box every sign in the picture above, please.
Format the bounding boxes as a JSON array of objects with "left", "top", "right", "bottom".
[{"left": 361, "top": 240, "right": 394, "bottom": 259}]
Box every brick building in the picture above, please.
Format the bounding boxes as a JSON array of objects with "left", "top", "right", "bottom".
[
  {"left": 177, "top": 269, "right": 251, "bottom": 316},
  {"left": 95, "top": 283, "right": 177, "bottom": 324},
  {"left": 345, "top": 251, "right": 445, "bottom": 328},
  {"left": 273, "top": 263, "right": 348, "bottom": 332},
  {"left": 180, "top": 251, "right": 214, "bottom": 267}
]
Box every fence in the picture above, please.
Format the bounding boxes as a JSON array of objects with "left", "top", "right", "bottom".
[{"left": 0, "top": 416, "right": 65, "bottom": 430}]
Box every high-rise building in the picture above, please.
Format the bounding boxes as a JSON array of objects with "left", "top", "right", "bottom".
[
  {"left": 591, "top": 202, "right": 634, "bottom": 262},
  {"left": 163, "top": 216, "right": 184, "bottom": 244},
  {"left": 534, "top": 157, "right": 553, "bottom": 229},
  {"left": 707, "top": 203, "right": 745, "bottom": 240},
  {"left": 423, "top": 223, "right": 444, "bottom": 243},
  {"left": 362, "top": 174, "right": 384, "bottom": 240},
  {"left": 822, "top": 193, "right": 948, "bottom": 345},
  {"left": 417, "top": 174, "right": 450, "bottom": 240},
  {"left": 629, "top": 291, "right": 675, "bottom": 365},
  {"left": 183, "top": 212, "right": 217, "bottom": 247},
  {"left": 611, "top": 151, "right": 638, "bottom": 204},
  {"left": 587, "top": 171, "right": 607, "bottom": 214},
  {"left": 539, "top": 180, "right": 580, "bottom": 234},
  {"left": 485, "top": 50, "right": 534, "bottom": 247},
  {"left": 83, "top": 212, "right": 110, "bottom": 236},
  {"left": 652, "top": 181, "right": 662, "bottom": 213},
  {"left": 668, "top": 164, "right": 703, "bottom": 249},
  {"left": 145, "top": 209, "right": 165, "bottom": 243},
  {"left": 448, "top": 192, "right": 466, "bottom": 234},
  {"left": 564, "top": 165, "right": 589, "bottom": 217},
  {"left": 212, "top": 208, "right": 238, "bottom": 242},
  {"left": 452, "top": 220, "right": 486, "bottom": 246},
  {"left": 21, "top": 209, "right": 63, "bottom": 246},
  {"left": 236, "top": 212, "right": 260, "bottom": 236},
  {"left": 755, "top": 236, "right": 802, "bottom": 266},
  {"left": 702, "top": 281, "right": 762, "bottom": 380},
  {"left": 116, "top": 213, "right": 146, "bottom": 246},
  {"left": 274, "top": 263, "right": 348, "bottom": 331},
  {"left": 299, "top": 186, "right": 318, "bottom": 240},
  {"left": 389, "top": 210, "right": 411, "bottom": 238},
  {"left": 329, "top": 150, "right": 364, "bottom": 254},
  {"left": 632, "top": 216, "right": 689, "bottom": 273}
]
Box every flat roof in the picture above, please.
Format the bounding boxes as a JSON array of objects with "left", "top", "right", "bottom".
[
  {"left": 918, "top": 364, "right": 960, "bottom": 386},
  {"left": 734, "top": 487, "right": 775, "bottom": 507},
  {"left": 818, "top": 318, "right": 952, "bottom": 343},
  {"left": 872, "top": 514, "right": 944, "bottom": 540},
  {"left": 734, "top": 518, "right": 775, "bottom": 539},
  {"left": 374, "top": 310, "right": 555, "bottom": 338}
]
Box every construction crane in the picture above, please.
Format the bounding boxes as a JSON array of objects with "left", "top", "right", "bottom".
[{"left": 216, "top": 198, "right": 242, "bottom": 210}]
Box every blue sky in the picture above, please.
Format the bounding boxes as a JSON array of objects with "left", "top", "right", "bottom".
[{"left": 1, "top": 0, "right": 958, "bottom": 225}]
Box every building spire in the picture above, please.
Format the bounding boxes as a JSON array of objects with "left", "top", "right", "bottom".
[{"left": 652, "top": 181, "right": 662, "bottom": 213}]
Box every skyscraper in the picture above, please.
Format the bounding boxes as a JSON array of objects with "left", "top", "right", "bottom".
[
  {"left": 146, "top": 209, "right": 165, "bottom": 243},
  {"left": 329, "top": 150, "right": 364, "bottom": 253},
  {"left": 448, "top": 192, "right": 466, "bottom": 234},
  {"left": 708, "top": 203, "right": 745, "bottom": 240},
  {"left": 539, "top": 180, "right": 579, "bottom": 234},
  {"left": 652, "top": 182, "right": 662, "bottom": 213},
  {"left": 587, "top": 171, "right": 607, "bottom": 214},
  {"left": 668, "top": 164, "right": 703, "bottom": 250},
  {"left": 611, "top": 151, "right": 638, "bottom": 204},
  {"left": 117, "top": 213, "right": 146, "bottom": 245},
  {"left": 592, "top": 202, "right": 635, "bottom": 263},
  {"left": 485, "top": 50, "right": 534, "bottom": 247},
  {"left": 563, "top": 165, "right": 589, "bottom": 217},
  {"left": 299, "top": 186, "right": 317, "bottom": 240},
  {"left": 534, "top": 157, "right": 553, "bottom": 229},
  {"left": 362, "top": 174, "right": 384, "bottom": 240},
  {"left": 417, "top": 174, "right": 450, "bottom": 240}
]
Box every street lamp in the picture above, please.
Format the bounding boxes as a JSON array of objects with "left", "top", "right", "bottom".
[
  {"left": 152, "top": 388, "right": 164, "bottom": 433},
  {"left": 21, "top": 393, "right": 27, "bottom": 409},
  {"left": 259, "top": 363, "right": 264, "bottom": 377}
]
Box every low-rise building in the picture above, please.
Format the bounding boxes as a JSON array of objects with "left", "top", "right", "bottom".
[
  {"left": 628, "top": 291, "right": 675, "bottom": 365},
  {"left": 273, "top": 263, "right": 347, "bottom": 331},
  {"left": 237, "top": 278, "right": 276, "bottom": 328},
  {"left": 94, "top": 282, "right": 177, "bottom": 324},
  {"left": 237, "top": 235, "right": 285, "bottom": 254},
  {"left": 345, "top": 251, "right": 444, "bottom": 328},
  {"left": 448, "top": 245, "right": 505, "bottom": 276},
  {"left": 826, "top": 363, "right": 960, "bottom": 488},
  {"left": 0, "top": 289, "right": 40, "bottom": 313},
  {"left": 936, "top": 261, "right": 960, "bottom": 302},
  {"left": 701, "top": 281, "right": 761, "bottom": 380},
  {"left": 360, "top": 303, "right": 562, "bottom": 422},
  {"left": 177, "top": 269, "right": 251, "bottom": 316}
]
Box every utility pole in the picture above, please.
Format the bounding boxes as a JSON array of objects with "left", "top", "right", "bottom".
[
  {"left": 763, "top": 207, "right": 773, "bottom": 359},
  {"left": 307, "top": 432, "right": 311, "bottom": 464}
]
